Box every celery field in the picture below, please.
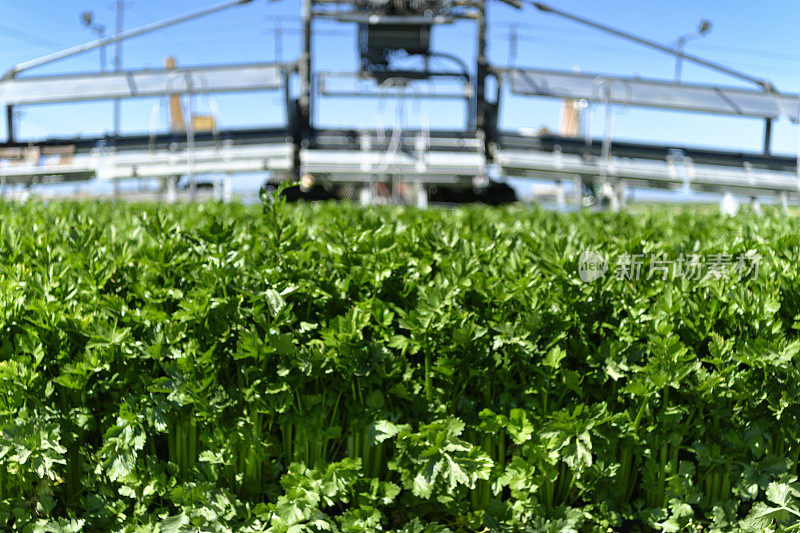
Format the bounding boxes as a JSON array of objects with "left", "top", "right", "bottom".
[{"left": 3, "top": 198, "right": 800, "bottom": 531}]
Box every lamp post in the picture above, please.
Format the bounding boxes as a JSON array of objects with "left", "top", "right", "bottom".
[
  {"left": 673, "top": 20, "right": 712, "bottom": 83},
  {"left": 80, "top": 11, "right": 107, "bottom": 72}
]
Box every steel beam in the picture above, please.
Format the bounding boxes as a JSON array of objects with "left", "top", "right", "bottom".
[
  {"left": 0, "top": 63, "right": 284, "bottom": 106},
  {"left": 506, "top": 67, "right": 800, "bottom": 121}
]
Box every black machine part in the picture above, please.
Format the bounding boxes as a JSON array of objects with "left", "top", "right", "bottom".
[
  {"left": 353, "top": 0, "right": 455, "bottom": 16},
  {"left": 352, "top": 0, "right": 457, "bottom": 72},
  {"left": 360, "top": 23, "right": 431, "bottom": 69}
]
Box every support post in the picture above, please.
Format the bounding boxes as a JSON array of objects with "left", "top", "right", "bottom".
[
  {"left": 223, "top": 172, "right": 232, "bottom": 203},
  {"left": 475, "top": 0, "right": 488, "bottom": 134},
  {"left": 572, "top": 175, "right": 583, "bottom": 205},
  {"left": 299, "top": 0, "right": 312, "bottom": 132},
  {"left": 616, "top": 182, "right": 627, "bottom": 210},
  {"left": 166, "top": 176, "right": 177, "bottom": 203},
  {"left": 359, "top": 186, "right": 372, "bottom": 206},
  {"left": 763, "top": 118, "right": 772, "bottom": 155},
  {"left": 214, "top": 174, "right": 222, "bottom": 202},
  {"left": 416, "top": 185, "right": 428, "bottom": 208},
  {"left": 186, "top": 75, "right": 196, "bottom": 201},
  {"left": 6, "top": 105, "right": 14, "bottom": 143},
  {"left": 293, "top": 0, "right": 313, "bottom": 179}
]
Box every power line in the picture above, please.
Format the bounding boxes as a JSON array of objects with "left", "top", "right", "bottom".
[
  {"left": 693, "top": 42, "right": 800, "bottom": 62},
  {"left": 493, "top": 19, "right": 800, "bottom": 64},
  {"left": 486, "top": 24, "right": 800, "bottom": 71},
  {"left": 0, "top": 23, "right": 63, "bottom": 49}
]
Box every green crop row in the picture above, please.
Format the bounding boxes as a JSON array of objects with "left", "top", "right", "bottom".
[{"left": 2, "top": 195, "right": 800, "bottom": 531}]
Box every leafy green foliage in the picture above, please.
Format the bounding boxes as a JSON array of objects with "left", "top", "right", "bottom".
[
  {"left": 1, "top": 199, "right": 800, "bottom": 530},
  {"left": 390, "top": 417, "right": 492, "bottom": 500}
]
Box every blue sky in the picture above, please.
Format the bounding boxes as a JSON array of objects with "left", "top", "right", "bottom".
[{"left": 2, "top": 0, "right": 799, "bottom": 165}]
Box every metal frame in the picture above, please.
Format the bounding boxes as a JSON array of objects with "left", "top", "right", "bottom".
[
  {"left": 0, "top": 63, "right": 284, "bottom": 107},
  {"left": 2, "top": 0, "right": 800, "bottom": 206},
  {"left": 506, "top": 67, "right": 800, "bottom": 121},
  {"left": 298, "top": 0, "right": 495, "bottom": 140}
]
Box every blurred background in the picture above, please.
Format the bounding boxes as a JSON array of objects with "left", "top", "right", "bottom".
[{"left": 1, "top": 0, "right": 799, "bottom": 208}]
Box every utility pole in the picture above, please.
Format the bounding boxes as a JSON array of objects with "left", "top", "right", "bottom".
[
  {"left": 81, "top": 11, "right": 106, "bottom": 72},
  {"left": 274, "top": 16, "right": 283, "bottom": 63},
  {"left": 673, "top": 20, "right": 712, "bottom": 83},
  {"left": 112, "top": 1, "right": 126, "bottom": 200},
  {"left": 113, "top": 0, "right": 126, "bottom": 137},
  {"left": 508, "top": 23, "right": 518, "bottom": 67}
]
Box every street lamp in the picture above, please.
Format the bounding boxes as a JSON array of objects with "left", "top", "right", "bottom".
[
  {"left": 673, "top": 19, "right": 712, "bottom": 83},
  {"left": 80, "top": 11, "right": 107, "bottom": 72}
]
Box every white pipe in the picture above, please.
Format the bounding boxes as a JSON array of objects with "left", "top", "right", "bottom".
[{"left": 3, "top": 0, "right": 254, "bottom": 80}]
